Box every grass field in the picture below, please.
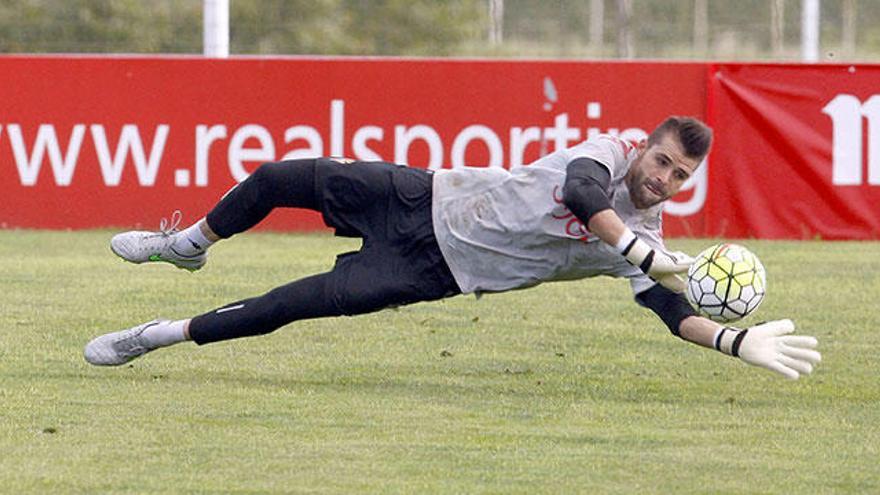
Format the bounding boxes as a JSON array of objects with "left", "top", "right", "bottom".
[{"left": 1, "top": 230, "right": 878, "bottom": 494}]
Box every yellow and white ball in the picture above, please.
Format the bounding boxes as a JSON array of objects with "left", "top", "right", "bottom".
[{"left": 686, "top": 243, "right": 767, "bottom": 323}]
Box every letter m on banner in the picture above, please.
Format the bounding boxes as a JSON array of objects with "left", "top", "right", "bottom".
[{"left": 822, "top": 94, "right": 880, "bottom": 186}]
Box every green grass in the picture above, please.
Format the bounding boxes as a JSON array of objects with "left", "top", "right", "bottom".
[{"left": 1, "top": 230, "right": 878, "bottom": 494}]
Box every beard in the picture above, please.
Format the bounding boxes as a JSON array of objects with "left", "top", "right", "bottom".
[{"left": 628, "top": 175, "right": 668, "bottom": 209}]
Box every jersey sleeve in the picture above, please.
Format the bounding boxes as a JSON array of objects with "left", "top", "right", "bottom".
[
  {"left": 629, "top": 273, "right": 658, "bottom": 296},
  {"left": 567, "top": 135, "right": 634, "bottom": 177},
  {"left": 602, "top": 256, "right": 658, "bottom": 296}
]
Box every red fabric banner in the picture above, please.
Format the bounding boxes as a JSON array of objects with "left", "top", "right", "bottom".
[
  {"left": 707, "top": 63, "right": 880, "bottom": 239},
  {"left": 3, "top": 56, "right": 879, "bottom": 239},
  {"left": 0, "top": 56, "right": 705, "bottom": 232}
]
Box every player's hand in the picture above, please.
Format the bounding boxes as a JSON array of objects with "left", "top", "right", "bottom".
[
  {"left": 655, "top": 273, "right": 687, "bottom": 293},
  {"left": 617, "top": 231, "right": 693, "bottom": 292},
  {"left": 654, "top": 251, "right": 695, "bottom": 292},
  {"left": 716, "top": 319, "right": 821, "bottom": 379}
]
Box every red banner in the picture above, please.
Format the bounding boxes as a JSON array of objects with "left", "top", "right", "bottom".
[
  {"left": 3, "top": 56, "right": 879, "bottom": 239},
  {"left": 707, "top": 63, "right": 880, "bottom": 239},
  {"left": 0, "top": 56, "right": 706, "bottom": 232}
]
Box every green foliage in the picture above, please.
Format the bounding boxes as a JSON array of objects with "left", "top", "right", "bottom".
[
  {"left": 230, "top": 0, "right": 485, "bottom": 56},
  {"left": 0, "top": 0, "right": 203, "bottom": 53},
  {"left": 341, "top": 0, "right": 485, "bottom": 55},
  {"left": 0, "top": 0, "right": 878, "bottom": 60},
  {"left": 0, "top": 0, "right": 487, "bottom": 56},
  {"left": 0, "top": 231, "right": 878, "bottom": 493}
]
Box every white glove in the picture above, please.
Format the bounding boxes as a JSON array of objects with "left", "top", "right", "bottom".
[
  {"left": 714, "top": 319, "right": 821, "bottom": 380},
  {"left": 616, "top": 230, "right": 693, "bottom": 292}
]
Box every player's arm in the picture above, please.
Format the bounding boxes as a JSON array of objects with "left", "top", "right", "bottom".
[
  {"left": 562, "top": 159, "right": 690, "bottom": 292},
  {"left": 562, "top": 157, "right": 613, "bottom": 224},
  {"left": 636, "top": 284, "right": 821, "bottom": 379}
]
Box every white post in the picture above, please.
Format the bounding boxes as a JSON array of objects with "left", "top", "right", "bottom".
[
  {"left": 693, "top": 0, "right": 708, "bottom": 56},
  {"left": 589, "top": 0, "right": 604, "bottom": 50},
  {"left": 616, "top": 0, "right": 633, "bottom": 59},
  {"left": 204, "top": 0, "right": 229, "bottom": 58},
  {"left": 842, "top": 0, "right": 856, "bottom": 58},
  {"left": 801, "top": 0, "right": 820, "bottom": 62},
  {"left": 489, "top": 0, "right": 504, "bottom": 45},
  {"left": 771, "top": 0, "right": 785, "bottom": 56}
]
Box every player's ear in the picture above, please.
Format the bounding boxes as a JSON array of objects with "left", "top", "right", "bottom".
[{"left": 636, "top": 139, "right": 648, "bottom": 153}]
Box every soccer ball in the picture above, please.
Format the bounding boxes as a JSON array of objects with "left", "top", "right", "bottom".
[{"left": 686, "top": 243, "right": 767, "bottom": 323}]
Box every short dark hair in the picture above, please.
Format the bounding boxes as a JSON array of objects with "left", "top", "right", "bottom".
[{"left": 647, "top": 116, "right": 713, "bottom": 160}]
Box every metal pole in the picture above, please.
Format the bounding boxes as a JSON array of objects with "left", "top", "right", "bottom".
[
  {"left": 616, "top": 0, "right": 633, "bottom": 59},
  {"left": 842, "top": 0, "right": 856, "bottom": 58},
  {"left": 589, "top": 0, "right": 604, "bottom": 50},
  {"left": 204, "top": 0, "right": 229, "bottom": 58},
  {"left": 801, "top": 0, "right": 820, "bottom": 62},
  {"left": 489, "top": 0, "right": 504, "bottom": 45},
  {"left": 771, "top": 0, "right": 785, "bottom": 56},
  {"left": 693, "top": 0, "right": 708, "bottom": 57}
]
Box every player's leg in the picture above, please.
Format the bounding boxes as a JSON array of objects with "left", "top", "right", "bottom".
[
  {"left": 85, "top": 239, "right": 460, "bottom": 366},
  {"left": 82, "top": 252, "right": 459, "bottom": 366},
  {"left": 203, "top": 159, "right": 320, "bottom": 238},
  {"left": 109, "top": 159, "right": 319, "bottom": 271},
  {"left": 86, "top": 160, "right": 460, "bottom": 365},
  {"left": 84, "top": 260, "right": 459, "bottom": 366},
  {"left": 83, "top": 271, "right": 343, "bottom": 366}
]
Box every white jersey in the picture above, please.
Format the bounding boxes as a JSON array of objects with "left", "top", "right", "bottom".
[{"left": 431, "top": 134, "right": 666, "bottom": 295}]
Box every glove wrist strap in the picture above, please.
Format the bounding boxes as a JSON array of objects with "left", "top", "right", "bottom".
[
  {"left": 615, "top": 229, "right": 637, "bottom": 253},
  {"left": 713, "top": 327, "right": 746, "bottom": 357},
  {"left": 616, "top": 229, "right": 653, "bottom": 271}
]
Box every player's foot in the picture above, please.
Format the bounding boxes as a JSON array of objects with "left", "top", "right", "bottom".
[
  {"left": 110, "top": 211, "right": 206, "bottom": 271},
  {"left": 84, "top": 320, "right": 167, "bottom": 366}
]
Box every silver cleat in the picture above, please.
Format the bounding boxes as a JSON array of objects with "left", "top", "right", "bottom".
[
  {"left": 84, "top": 320, "right": 166, "bottom": 366},
  {"left": 110, "top": 211, "right": 206, "bottom": 272}
]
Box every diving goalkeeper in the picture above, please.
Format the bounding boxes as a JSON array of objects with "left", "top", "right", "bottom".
[{"left": 84, "top": 116, "right": 821, "bottom": 379}]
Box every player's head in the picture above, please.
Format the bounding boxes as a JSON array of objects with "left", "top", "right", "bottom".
[{"left": 626, "top": 116, "right": 713, "bottom": 209}]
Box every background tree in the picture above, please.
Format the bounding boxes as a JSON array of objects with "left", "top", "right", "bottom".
[{"left": 0, "top": 0, "right": 879, "bottom": 61}]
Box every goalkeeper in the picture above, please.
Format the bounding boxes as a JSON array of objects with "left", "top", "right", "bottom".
[{"left": 84, "top": 116, "right": 820, "bottom": 379}]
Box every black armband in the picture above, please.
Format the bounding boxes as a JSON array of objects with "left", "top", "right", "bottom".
[
  {"left": 562, "top": 158, "right": 612, "bottom": 224},
  {"left": 635, "top": 283, "right": 698, "bottom": 337}
]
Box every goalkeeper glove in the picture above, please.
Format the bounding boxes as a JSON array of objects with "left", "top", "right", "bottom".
[
  {"left": 714, "top": 319, "right": 821, "bottom": 380},
  {"left": 616, "top": 230, "right": 693, "bottom": 293}
]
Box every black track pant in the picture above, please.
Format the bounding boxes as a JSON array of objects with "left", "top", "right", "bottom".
[{"left": 187, "top": 158, "right": 460, "bottom": 345}]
